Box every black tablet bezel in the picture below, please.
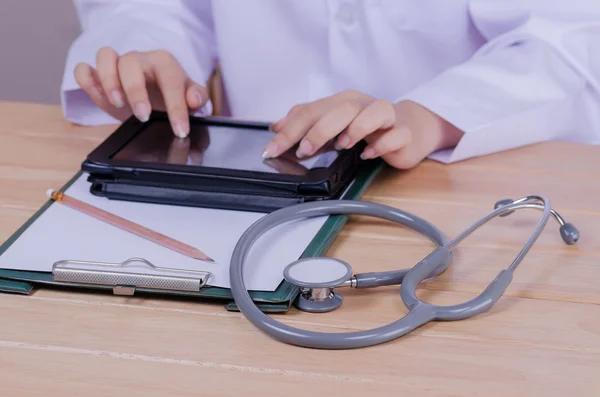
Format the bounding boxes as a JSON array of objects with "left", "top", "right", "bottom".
[{"left": 82, "top": 111, "right": 363, "bottom": 197}]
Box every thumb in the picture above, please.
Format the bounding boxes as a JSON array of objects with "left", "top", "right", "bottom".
[{"left": 185, "top": 80, "right": 210, "bottom": 111}]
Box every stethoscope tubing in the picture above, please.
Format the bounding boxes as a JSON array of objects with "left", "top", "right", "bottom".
[{"left": 228, "top": 196, "right": 578, "bottom": 349}]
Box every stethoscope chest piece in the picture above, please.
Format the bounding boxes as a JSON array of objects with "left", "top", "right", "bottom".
[{"left": 283, "top": 257, "right": 353, "bottom": 313}]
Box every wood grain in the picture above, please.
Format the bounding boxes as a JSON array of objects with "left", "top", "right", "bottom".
[{"left": 1, "top": 101, "right": 599, "bottom": 396}]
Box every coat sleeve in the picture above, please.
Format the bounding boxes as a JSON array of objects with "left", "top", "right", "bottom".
[
  {"left": 61, "top": 0, "right": 217, "bottom": 125},
  {"left": 401, "top": 0, "right": 600, "bottom": 163}
]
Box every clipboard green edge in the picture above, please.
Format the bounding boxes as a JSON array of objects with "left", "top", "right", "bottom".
[{"left": 0, "top": 159, "right": 385, "bottom": 313}]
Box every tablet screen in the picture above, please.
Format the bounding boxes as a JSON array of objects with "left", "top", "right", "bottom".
[{"left": 111, "top": 119, "right": 339, "bottom": 175}]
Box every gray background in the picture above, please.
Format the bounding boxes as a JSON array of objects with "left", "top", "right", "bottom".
[{"left": 1, "top": 0, "right": 81, "bottom": 104}]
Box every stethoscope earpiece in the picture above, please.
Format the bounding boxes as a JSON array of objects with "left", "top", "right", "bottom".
[
  {"left": 494, "top": 198, "right": 516, "bottom": 216},
  {"left": 495, "top": 198, "right": 580, "bottom": 245},
  {"left": 560, "top": 223, "right": 580, "bottom": 245}
]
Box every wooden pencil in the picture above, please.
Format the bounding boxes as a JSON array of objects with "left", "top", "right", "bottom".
[{"left": 46, "top": 189, "right": 214, "bottom": 262}]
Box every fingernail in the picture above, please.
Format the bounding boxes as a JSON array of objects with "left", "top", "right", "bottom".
[
  {"left": 195, "top": 89, "right": 205, "bottom": 106},
  {"left": 111, "top": 90, "right": 124, "bottom": 108},
  {"left": 262, "top": 142, "right": 278, "bottom": 159},
  {"left": 296, "top": 140, "right": 313, "bottom": 158},
  {"left": 360, "top": 147, "right": 376, "bottom": 160},
  {"left": 174, "top": 121, "right": 189, "bottom": 138},
  {"left": 134, "top": 103, "right": 149, "bottom": 122},
  {"left": 335, "top": 134, "right": 350, "bottom": 150}
]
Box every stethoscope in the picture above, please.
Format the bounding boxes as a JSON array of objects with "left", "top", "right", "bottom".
[{"left": 228, "top": 195, "right": 579, "bottom": 349}]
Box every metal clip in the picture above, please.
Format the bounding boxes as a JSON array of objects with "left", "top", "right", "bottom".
[
  {"left": 52, "top": 257, "right": 211, "bottom": 295},
  {"left": 113, "top": 286, "right": 136, "bottom": 296}
]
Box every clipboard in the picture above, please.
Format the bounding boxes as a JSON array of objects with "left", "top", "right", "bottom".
[{"left": 0, "top": 158, "right": 385, "bottom": 313}]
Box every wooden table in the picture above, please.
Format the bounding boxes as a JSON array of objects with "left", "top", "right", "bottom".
[{"left": 1, "top": 101, "right": 599, "bottom": 396}]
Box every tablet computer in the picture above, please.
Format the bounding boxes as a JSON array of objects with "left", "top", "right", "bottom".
[{"left": 81, "top": 111, "right": 365, "bottom": 212}]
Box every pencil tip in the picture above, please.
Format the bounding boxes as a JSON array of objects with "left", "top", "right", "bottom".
[{"left": 195, "top": 255, "right": 215, "bottom": 262}]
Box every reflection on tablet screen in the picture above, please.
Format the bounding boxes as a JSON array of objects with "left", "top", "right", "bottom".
[{"left": 111, "top": 120, "right": 339, "bottom": 175}]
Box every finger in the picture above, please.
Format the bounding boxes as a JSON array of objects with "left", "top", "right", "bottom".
[
  {"left": 336, "top": 99, "right": 397, "bottom": 150},
  {"left": 269, "top": 89, "right": 368, "bottom": 133},
  {"left": 264, "top": 92, "right": 350, "bottom": 158},
  {"left": 277, "top": 150, "right": 304, "bottom": 163},
  {"left": 360, "top": 126, "right": 412, "bottom": 160},
  {"left": 296, "top": 100, "right": 367, "bottom": 158},
  {"left": 149, "top": 50, "right": 191, "bottom": 138},
  {"left": 186, "top": 83, "right": 210, "bottom": 111},
  {"left": 381, "top": 145, "right": 423, "bottom": 170},
  {"left": 74, "top": 63, "right": 105, "bottom": 102},
  {"left": 263, "top": 90, "right": 373, "bottom": 158},
  {"left": 262, "top": 102, "right": 323, "bottom": 158},
  {"left": 96, "top": 47, "right": 125, "bottom": 109},
  {"left": 117, "top": 51, "right": 152, "bottom": 122},
  {"left": 74, "top": 62, "right": 131, "bottom": 121}
]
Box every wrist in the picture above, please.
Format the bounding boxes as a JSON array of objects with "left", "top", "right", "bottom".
[{"left": 435, "top": 116, "right": 464, "bottom": 151}]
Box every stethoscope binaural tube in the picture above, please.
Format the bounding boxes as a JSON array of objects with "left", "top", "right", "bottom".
[
  {"left": 228, "top": 196, "right": 579, "bottom": 349},
  {"left": 401, "top": 195, "right": 578, "bottom": 321}
]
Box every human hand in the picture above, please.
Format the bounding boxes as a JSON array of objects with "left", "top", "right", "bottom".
[
  {"left": 74, "top": 47, "right": 209, "bottom": 137},
  {"left": 263, "top": 91, "right": 464, "bottom": 169}
]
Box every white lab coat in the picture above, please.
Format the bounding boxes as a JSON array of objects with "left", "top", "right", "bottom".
[{"left": 61, "top": 0, "right": 600, "bottom": 163}]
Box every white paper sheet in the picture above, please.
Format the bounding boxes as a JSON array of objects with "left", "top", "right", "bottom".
[{"left": 0, "top": 174, "right": 330, "bottom": 291}]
